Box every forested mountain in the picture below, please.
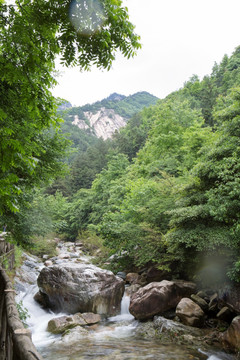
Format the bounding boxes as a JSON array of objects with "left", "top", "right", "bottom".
[
  {"left": 7, "top": 44, "right": 240, "bottom": 285},
  {"left": 55, "top": 45, "right": 240, "bottom": 282},
  {"left": 59, "top": 91, "right": 158, "bottom": 140}
]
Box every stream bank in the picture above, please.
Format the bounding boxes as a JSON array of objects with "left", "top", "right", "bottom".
[{"left": 15, "top": 240, "right": 237, "bottom": 360}]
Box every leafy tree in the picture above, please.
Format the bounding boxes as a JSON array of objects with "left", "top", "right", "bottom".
[
  {"left": 166, "top": 88, "right": 240, "bottom": 281},
  {"left": 70, "top": 138, "right": 111, "bottom": 191},
  {"left": 111, "top": 107, "right": 155, "bottom": 160},
  {"left": 0, "top": 0, "right": 140, "bottom": 218},
  {"left": 62, "top": 153, "right": 129, "bottom": 239},
  {"left": 96, "top": 99, "right": 214, "bottom": 270},
  {"left": 1, "top": 189, "right": 69, "bottom": 246},
  {"left": 100, "top": 175, "right": 176, "bottom": 269},
  {"left": 130, "top": 98, "right": 211, "bottom": 179}
]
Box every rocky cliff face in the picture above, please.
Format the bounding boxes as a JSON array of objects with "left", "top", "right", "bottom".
[
  {"left": 72, "top": 107, "right": 127, "bottom": 140},
  {"left": 62, "top": 92, "right": 159, "bottom": 140}
]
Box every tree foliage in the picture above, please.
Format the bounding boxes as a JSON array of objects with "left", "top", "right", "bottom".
[
  {"left": 59, "top": 46, "right": 240, "bottom": 281},
  {"left": 0, "top": 0, "right": 141, "bottom": 216}
]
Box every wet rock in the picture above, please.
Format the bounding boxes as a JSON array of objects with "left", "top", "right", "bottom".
[
  {"left": 47, "top": 315, "right": 83, "bottom": 334},
  {"left": 176, "top": 298, "right": 205, "bottom": 327},
  {"left": 220, "top": 315, "right": 240, "bottom": 352},
  {"left": 61, "top": 326, "right": 89, "bottom": 344},
  {"left": 196, "top": 290, "right": 208, "bottom": 299},
  {"left": 80, "top": 312, "right": 101, "bottom": 325},
  {"left": 129, "top": 280, "right": 196, "bottom": 320},
  {"left": 145, "top": 266, "right": 171, "bottom": 283},
  {"left": 135, "top": 316, "right": 205, "bottom": 348},
  {"left": 154, "top": 316, "right": 205, "bottom": 340},
  {"left": 125, "top": 272, "right": 141, "bottom": 284},
  {"left": 217, "top": 307, "right": 234, "bottom": 323},
  {"left": 34, "top": 291, "right": 44, "bottom": 305},
  {"left": 208, "top": 293, "right": 218, "bottom": 313},
  {"left": 75, "top": 241, "right": 83, "bottom": 247},
  {"left": 47, "top": 312, "right": 101, "bottom": 334},
  {"left": 134, "top": 321, "right": 157, "bottom": 338},
  {"left": 125, "top": 284, "right": 141, "bottom": 297},
  {"left": 58, "top": 253, "right": 70, "bottom": 260},
  {"left": 44, "top": 260, "right": 53, "bottom": 267},
  {"left": 191, "top": 294, "right": 209, "bottom": 312},
  {"left": 37, "top": 263, "right": 124, "bottom": 315},
  {"left": 218, "top": 284, "right": 240, "bottom": 315},
  {"left": 14, "top": 253, "right": 43, "bottom": 286},
  {"left": 116, "top": 272, "right": 126, "bottom": 280}
]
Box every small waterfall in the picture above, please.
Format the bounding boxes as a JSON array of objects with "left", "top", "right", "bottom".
[
  {"left": 16, "top": 284, "right": 64, "bottom": 348},
  {"left": 108, "top": 292, "right": 134, "bottom": 322},
  {"left": 120, "top": 292, "right": 131, "bottom": 315}
]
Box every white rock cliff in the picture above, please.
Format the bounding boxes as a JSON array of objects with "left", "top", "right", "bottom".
[{"left": 72, "top": 107, "right": 127, "bottom": 140}]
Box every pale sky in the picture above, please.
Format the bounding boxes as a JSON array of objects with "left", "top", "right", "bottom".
[{"left": 52, "top": 0, "right": 240, "bottom": 106}]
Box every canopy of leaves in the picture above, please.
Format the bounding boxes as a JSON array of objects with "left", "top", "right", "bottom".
[
  {"left": 59, "top": 46, "right": 240, "bottom": 281},
  {"left": 0, "top": 0, "right": 141, "bottom": 216}
]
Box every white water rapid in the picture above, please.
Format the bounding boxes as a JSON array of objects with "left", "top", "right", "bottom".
[{"left": 15, "top": 245, "right": 236, "bottom": 360}]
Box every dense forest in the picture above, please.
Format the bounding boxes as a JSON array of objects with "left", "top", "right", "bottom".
[
  {"left": 1, "top": 0, "right": 240, "bottom": 285},
  {"left": 4, "top": 45, "right": 240, "bottom": 285}
]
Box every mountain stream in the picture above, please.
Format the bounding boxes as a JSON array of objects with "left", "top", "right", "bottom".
[{"left": 15, "top": 243, "right": 236, "bottom": 360}]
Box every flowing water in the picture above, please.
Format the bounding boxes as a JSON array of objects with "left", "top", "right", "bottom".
[{"left": 15, "top": 246, "right": 236, "bottom": 360}]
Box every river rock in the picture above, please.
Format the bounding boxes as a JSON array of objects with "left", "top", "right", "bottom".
[
  {"left": 44, "top": 260, "right": 53, "bottom": 267},
  {"left": 145, "top": 266, "right": 171, "bottom": 283},
  {"left": 60, "top": 326, "right": 89, "bottom": 344},
  {"left": 176, "top": 298, "right": 205, "bottom": 327},
  {"left": 125, "top": 284, "right": 142, "bottom": 296},
  {"left": 116, "top": 271, "right": 126, "bottom": 280},
  {"left": 37, "top": 263, "right": 124, "bottom": 315},
  {"left": 208, "top": 293, "right": 218, "bottom": 314},
  {"left": 47, "top": 315, "right": 83, "bottom": 334},
  {"left": 220, "top": 315, "right": 240, "bottom": 352},
  {"left": 47, "top": 312, "right": 101, "bottom": 334},
  {"left": 129, "top": 280, "right": 196, "bottom": 320},
  {"left": 191, "top": 294, "right": 209, "bottom": 312},
  {"left": 218, "top": 284, "right": 240, "bottom": 314},
  {"left": 125, "top": 273, "right": 141, "bottom": 284},
  {"left": 80, "top": 312, "right": 101, "bottom": 325},
  {"left": 135, "top": 316, "right": 205, "bottom": 347},
  {"left": 58, "top": 253, "right": 70, "bottom": 260},
  {"left": 216, "top": 306, "right": 234, "bottom": 323},
  {"left": 154, "top": 316, "right": 203, "bottom": 335}
]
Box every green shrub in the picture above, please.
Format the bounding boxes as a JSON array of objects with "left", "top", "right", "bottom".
[
  {"left": 30, "top": 235, "right": 57, "bottom": 258},
  {"left": 76, "top": 231, "right": 110, "bottom": 266}
]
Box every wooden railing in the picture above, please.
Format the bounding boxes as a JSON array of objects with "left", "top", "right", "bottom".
[
  {"left": 0, "top": 234, "right": 43, "bottom": 360},
  {"left": 0, "top": 233, "right": 15, "bottom": 271}
]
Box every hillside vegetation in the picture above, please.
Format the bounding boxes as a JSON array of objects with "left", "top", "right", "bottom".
[
  {"left": 60, "top": 91, "right": 159, "bottom": 123},
  {"left": 6, "top": 46, "right": 240, "bottom": 284}
]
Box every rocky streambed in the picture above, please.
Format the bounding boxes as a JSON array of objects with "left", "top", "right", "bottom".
[{"left": 14, "top": 240, "right": 238, "bottom": 360}]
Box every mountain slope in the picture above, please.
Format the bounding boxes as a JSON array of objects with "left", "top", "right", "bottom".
[{"left": 60, "top": 91, "right": 159, "bottom": 140}]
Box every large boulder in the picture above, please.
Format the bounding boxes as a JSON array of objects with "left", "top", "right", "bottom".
[
  {"left": 37, "top": 263, "right": 124, "bottom": 315},
  {"left": 129, "top": 280, "right": 196, "bottom": 320},
  {"left": 218, "top": 284, "right": 240, "bottom": 314},
  {"left": 220, "top": 316, "right": 240, "bottom": 352},
  {"left": 176, "top": 298, "right": 205, "bottom": 327}
]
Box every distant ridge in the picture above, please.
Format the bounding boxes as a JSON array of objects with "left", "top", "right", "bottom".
[{"left": 59, "top": 91, "right": 158, "bottom": 140}]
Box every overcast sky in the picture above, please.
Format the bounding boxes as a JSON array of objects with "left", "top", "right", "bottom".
[{"left": 52, "top": 0, "right": 240, "bottom": 106}]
